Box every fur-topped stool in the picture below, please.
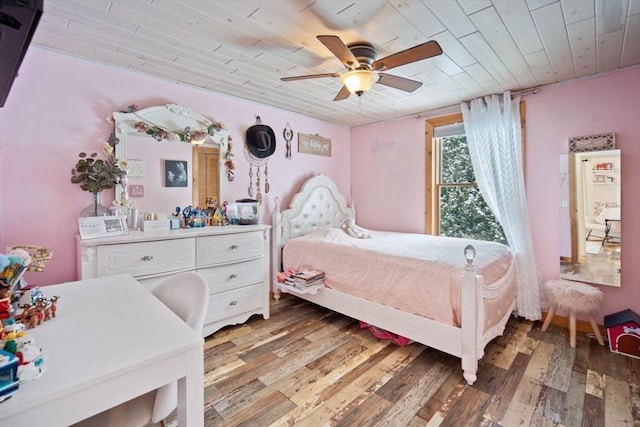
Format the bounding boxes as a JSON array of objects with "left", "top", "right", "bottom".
[{"left": 541, "top": 279, "right": 604, "bottom": 348}]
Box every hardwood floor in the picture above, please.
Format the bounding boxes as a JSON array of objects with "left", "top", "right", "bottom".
[
  {"left": 167, "top": 295, "right": 640, "bottom": 427},
  {"left": 560, "top": 241, "right": 620, "bottom": 286}
]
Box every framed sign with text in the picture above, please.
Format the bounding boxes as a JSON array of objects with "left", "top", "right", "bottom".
[
  {"left": 77, "top": 216, "right": 128, "bottom": 240},
  {"left": 298, "top": 133, "right": 331, "bottom": 157}
]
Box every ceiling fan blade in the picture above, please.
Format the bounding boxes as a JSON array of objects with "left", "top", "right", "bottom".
[
  {"left": 373, "top": 40, "right": 442, "bottom": 71},
  {"left": 377, "top": 73, "right": 423, "bottom": 92},
  {"left": 333, "top": 86, "right": 351, "bottom": 101},
  {"left": 281, "top": 72, "right": 340, "bottom": 82},
  {"left": 317, "top": 35, "right": 361, "bottom": 69}
]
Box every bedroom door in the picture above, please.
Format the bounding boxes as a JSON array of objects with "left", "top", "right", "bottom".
[{"left": 193, "top": 146, "right": 221, "bottom": 207}]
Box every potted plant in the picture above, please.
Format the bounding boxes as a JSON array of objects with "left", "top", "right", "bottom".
[{"left": 71, "top": 142, "right": 127, "bottom": 216}]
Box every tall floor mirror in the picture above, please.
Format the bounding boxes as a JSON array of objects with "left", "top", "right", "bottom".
[{"left": 559, "top": 133, "right": 621, "bottom": 287}]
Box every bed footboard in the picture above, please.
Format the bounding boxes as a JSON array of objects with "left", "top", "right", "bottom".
[{"left": 273, "top": 240, "right": 486, "bottom": 385}]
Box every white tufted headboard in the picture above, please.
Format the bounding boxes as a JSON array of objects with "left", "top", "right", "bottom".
[{"left": 272, "top": 174, "right": 355, "bottom": 279}]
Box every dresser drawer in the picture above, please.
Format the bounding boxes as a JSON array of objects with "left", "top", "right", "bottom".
[
  {"left": 96, "top": 238, "right": 195, "bottom": 278},
  {"left": 196, "top": 231, "right": 263, "bottom": 266},
  {"left": 198, "top": 258, "right": 264, "bottom": 294},
  {"left": 205, "top": 284, "right": 263, "bottom": 324}
]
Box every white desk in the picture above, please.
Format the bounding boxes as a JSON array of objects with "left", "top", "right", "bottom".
[{"left": 0, "top": 274, "right": 204, "bottom": 427}]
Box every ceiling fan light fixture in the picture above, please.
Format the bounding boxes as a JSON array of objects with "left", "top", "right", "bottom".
[{"left": 340, "top": 70, "right": 379, "bottom": 96}]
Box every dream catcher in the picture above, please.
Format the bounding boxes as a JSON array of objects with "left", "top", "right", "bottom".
[
  {"left": 283, "top": 123, "right": 293, "bottom": 159},
  {"left": 244, "top": 116, "right": 276, "bottom": 203}
]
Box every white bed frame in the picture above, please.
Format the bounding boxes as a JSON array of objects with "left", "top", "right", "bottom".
[{"left": 272, "top": 174, "right": 515, "bottom": 385}]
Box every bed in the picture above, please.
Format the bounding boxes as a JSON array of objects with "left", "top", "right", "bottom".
[{"left": 271, "top": 174, "right": 516, "bottom": 385}]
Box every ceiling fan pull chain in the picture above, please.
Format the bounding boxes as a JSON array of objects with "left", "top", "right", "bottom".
[{"left": 248, "top": 165, "right": 254, "bottom": 197}]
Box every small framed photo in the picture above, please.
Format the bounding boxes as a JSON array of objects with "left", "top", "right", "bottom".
[
  {"left": 126, "top": 159, "right": 145, "bottom": 177},
  {"left": 165, "top": 160, "right": 188, "bottom": 187},
  {"left": 77, "top": 216, "right": 128, "bottom": 240},
  {"left": 129, "top": 184, "right": 144, "bottom": 197}
]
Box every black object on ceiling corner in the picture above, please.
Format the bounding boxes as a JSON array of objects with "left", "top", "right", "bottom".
[{"left": 0, "top": 0, "right": 43, "bottom": 108}]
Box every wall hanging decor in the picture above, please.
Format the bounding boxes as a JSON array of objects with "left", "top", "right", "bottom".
[
  {"left": 298, "top": 132, "right": 331, "bottom": 157},
  {"left": 126, "top": 159, "right": 145, "bottom": 177},
  {"left": 283, "top": 123, "right": 293, "bottom": 159},
  {"left": 244, "top": 116, "right": 275, "bottom": 203},
  {"left": 569, "top": 132, "right": 615, "bottom": 152}
]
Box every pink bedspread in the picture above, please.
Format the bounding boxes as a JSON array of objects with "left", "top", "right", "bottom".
[{"left": 283, "top": 227, "right": 515, "bottom": 328}]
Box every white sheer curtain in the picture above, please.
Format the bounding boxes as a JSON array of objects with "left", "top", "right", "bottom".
[{"left": 461, "top": 91, "right": 542, "bottom": 320}]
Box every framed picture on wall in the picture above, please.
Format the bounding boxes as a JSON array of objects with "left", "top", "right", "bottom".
[
  {"left": 126, "top": 159, "right": 145, "bottom": 177},
  {"left": 165, "top": 160, "right": 188, "bottom": 187}
]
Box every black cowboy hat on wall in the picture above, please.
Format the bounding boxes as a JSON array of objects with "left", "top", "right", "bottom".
[{"left": 246, "top": 116, "right": 276, "bottom": 159}]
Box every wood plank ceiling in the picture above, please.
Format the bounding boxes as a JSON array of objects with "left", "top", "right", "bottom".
[{"left": 31, "top": 0, "right": 640, "bottom": 127}]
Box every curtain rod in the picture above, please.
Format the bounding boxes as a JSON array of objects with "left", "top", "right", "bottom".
[{"left": 413, "top": 87, "right": 540, "bottom": 120}]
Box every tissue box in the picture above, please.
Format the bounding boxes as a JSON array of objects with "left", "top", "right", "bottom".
[{"left": 141, "top": 219, "right": 170, "bottom": 231}]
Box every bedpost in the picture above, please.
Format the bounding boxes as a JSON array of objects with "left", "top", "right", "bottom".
[
  {"left": 461, "top": 245, "right": 480, "bottom": 385},
  {"left": 272, "top": 197, "right": 282, "bottom": 301}
]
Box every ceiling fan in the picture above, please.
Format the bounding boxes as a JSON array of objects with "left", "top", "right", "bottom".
[{"left": 281, "top": 35, "right": 443, "bottom": 101}]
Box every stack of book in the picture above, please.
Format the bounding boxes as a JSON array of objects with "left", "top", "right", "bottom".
[{"left": 285, "top": 269, "right": 325, "bottom": 289}]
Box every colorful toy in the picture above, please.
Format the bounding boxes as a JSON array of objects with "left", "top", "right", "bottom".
[
  {"left": 0, "top": 349, "right": 19, "bottom": 402},
  {"left": 605, "top": 309, "right": 640, "bottom": 359},
  {"left": 0, "top": 245, "right": 53, "bottom": 398}
]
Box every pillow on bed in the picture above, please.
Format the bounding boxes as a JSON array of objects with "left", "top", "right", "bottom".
[{"left": 340, "top": 218, "right": 371, "bottom": 239}]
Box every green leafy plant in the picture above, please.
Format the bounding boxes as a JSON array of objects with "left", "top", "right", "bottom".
[{"left": 70, "top": 142, "right": 126, "bottom": 193}]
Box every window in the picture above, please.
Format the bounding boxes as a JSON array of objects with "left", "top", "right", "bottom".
[{"left": 425, "top": 113, "right": 506, "bottom": 244}]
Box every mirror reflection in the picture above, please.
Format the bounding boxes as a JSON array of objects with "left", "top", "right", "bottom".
[
  {"left": 113, "top": 104, "right": 229, "bottom": 215},
  {"left": 560, "top": 149, "right": 621, "bottom": 286}
]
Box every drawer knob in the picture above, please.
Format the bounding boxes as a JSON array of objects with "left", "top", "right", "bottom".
[
  {"left": 229, "top": 274, "right": 238, "bottom": 279},
  {"left": 229, "top": 300, "right": 238, "bottom": 306},
  {"left": 230, "top": 244, "right": 239, "bottom": 250},
  {"left": 140, "top": 255, "right": 154, "bottom": 261}
]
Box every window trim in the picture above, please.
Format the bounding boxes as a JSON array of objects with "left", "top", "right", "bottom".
[
  {"left": 425, "top": 113, "right": 463, "bottom": 234},
  {"left": 424, "top": 103, "right": 526, "bottom": 235}
]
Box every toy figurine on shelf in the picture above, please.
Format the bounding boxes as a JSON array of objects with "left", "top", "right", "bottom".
[
  {"left": 205, "top": 195, "right": 218, "bottom": 209},
  {"left": 0, "top": 245, "right": 53, "bottom": 395},
  {"left": 0, "top": 250, "right": 31, "bottom": 322},
  {"left": 212, "top": 208, "right": 223, "bottom": 226},
  {"left": 0, "top": 348, "right": 19, "bottom": 402},
  {"left": 181, "top": 206, "right": 208, "bottom": 228}
]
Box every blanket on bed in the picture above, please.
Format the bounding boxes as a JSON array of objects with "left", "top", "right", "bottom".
[{"left": 283, "top": 227, "right": 514, "bottom": 328}]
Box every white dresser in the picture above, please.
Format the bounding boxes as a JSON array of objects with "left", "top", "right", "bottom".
[{"left": 76, "top": 224, "right": 271, "bottom": 337}]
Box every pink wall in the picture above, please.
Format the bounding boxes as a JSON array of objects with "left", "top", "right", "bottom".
[
  {"left": 352, "top": 66, "right": 640, "bottom": 322},
  {"left": 2, "top": 47, "right": 637, "bottom": 324},
  {"left": 350, "top": 117, "right": 427, "bottom": 233},
  {"left": 526, "top": 68, "right": 640, "bottom": 321},
  {"left": 0, "top": 48, "right": 350, "bottom": 286}
]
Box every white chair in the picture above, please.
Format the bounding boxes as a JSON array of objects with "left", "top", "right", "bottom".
[{"left": 74, "top": 272, "right": 209, "bottom": 427}]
